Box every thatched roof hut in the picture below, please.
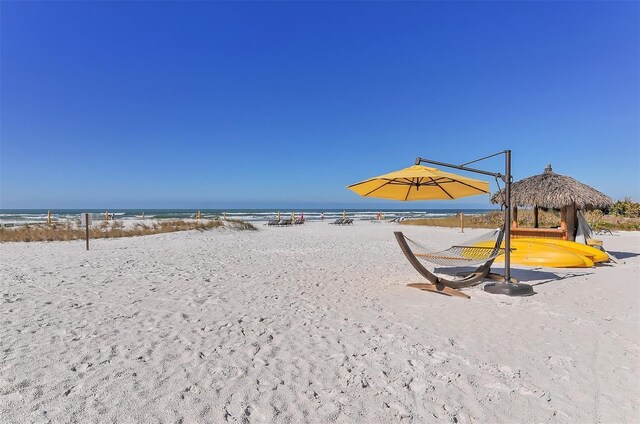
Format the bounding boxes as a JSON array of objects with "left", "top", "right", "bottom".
[
  {"left": 491, "top": 164, "right": 613, "bottom": 210},
  {"left": 491, "top": 165, "right": 613, "bottom": 241}
]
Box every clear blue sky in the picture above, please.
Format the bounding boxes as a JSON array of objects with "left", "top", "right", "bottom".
[{"left": 1, "top": 1, "right": 638, "bottom": 209}]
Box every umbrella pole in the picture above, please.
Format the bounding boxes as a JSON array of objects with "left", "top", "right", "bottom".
[{"left": 504, "top": 149, "right": 512, "bottom": 283}]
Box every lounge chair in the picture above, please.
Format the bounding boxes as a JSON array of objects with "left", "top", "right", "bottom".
[
  {"left": 295, "top": 218, "right": 305, "bottom": 225},
  {"left": 343, "top": 218, "right": 353, "bottom": 225},
  {"left": 330, "top": 218, "right": 344, "bottom": 225}
]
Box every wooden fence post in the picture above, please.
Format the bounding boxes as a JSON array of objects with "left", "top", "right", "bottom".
[{"left": 85, "top": 213, "right": 90, "bottom": 250}]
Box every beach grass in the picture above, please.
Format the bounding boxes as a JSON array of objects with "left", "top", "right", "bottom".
[
  {"left": 583, "top": 210, "right": 640, "bottom": 231},
  {"left": 401, "top": 212, "right": 504, "bottom": 229},
  {"left": 0, "top": 219, "right": 257, "bottom": 242},
  {"left": 402, "top": 210, "right": 640, "bottom": 231}
]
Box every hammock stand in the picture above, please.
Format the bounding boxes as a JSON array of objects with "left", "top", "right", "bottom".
[
  {"left": 404, "top": 151, "right": 534, "bottom": 298},
  {"left": 394, "top": 229, "right": 511, "bottom": 299}
]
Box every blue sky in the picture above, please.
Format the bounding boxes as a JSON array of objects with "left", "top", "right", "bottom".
[{"left": 1, "top": 1, "right": 638, "bottom": 209}]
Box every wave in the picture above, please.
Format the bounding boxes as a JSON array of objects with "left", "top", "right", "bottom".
[{"left": 0, "top": 208, "right": 497, "bottom": 225}]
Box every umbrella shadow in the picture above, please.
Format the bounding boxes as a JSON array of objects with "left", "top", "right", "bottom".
[
  {"left": 434, "top": 266, "right": 592, "bottom": 286},
  {"left": 606, "top": 251, "right": 639, "bottom": 260},
  {"left": 513, "top": 269, "right": 593, "bottom": 286}
]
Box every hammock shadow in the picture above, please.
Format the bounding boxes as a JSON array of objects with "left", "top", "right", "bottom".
[
  {"left": 433, "top": 266, "right": 592, "bottom": 286},
  {"left": 504, "top": 268, "right": 592, "bottom": 286}
]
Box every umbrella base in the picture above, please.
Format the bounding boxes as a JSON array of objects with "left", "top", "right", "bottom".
[{"left": 483, "top": 282, "right": 535, "bottom": 297}]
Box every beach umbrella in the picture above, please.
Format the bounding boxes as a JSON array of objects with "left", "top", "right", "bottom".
[
  {"left": 347, "top": 165, "right": 490, "bottom": 201},
  {"left": 278, "top": 211, "right": 280, "bottom": 221},
  {"left": 343, "top": 210, "right": 346, "bottom": 219}
]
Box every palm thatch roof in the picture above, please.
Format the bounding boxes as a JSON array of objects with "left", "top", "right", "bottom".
[{"left": 491, "top": 165, "right": 613, "bottom": 210}]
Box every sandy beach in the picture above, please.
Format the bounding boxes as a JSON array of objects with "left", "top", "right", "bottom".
[{"left": 1, "top": 221, "right": 638, "bottom": 423}]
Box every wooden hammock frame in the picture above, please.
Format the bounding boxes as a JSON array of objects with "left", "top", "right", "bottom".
[{"left": 394, "top": 231, "right": 510, "bottom": 299}]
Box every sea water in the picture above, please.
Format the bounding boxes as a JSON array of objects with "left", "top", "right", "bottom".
[{"left": 0, "top": 208, "right": 498, "bottom": 226}]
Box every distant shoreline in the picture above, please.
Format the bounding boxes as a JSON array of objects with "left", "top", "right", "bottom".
[{"left": 0, "top": 208, "right": 499, "bottom": 227}]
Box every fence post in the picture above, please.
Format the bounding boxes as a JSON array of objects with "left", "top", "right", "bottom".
[{"left": 85, "top": 213, "right": 90, "bottom": 250}]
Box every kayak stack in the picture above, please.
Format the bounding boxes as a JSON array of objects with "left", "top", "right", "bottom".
[
  {"left": 494, "top": 238, "right": 609, "bottom": 268},
  {"left": 474, "top": 238, "right": 609, "bottom": 268}
]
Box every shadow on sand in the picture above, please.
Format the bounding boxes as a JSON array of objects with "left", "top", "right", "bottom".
[
  {"left": 607, "top": 250, "right": 639, "bottom": 260},
  {"left": 434, "top": 266, "right": 593, "bottom": 288},
  {"left": 515, "top": 269, "right": 593, "bottom": 287}
]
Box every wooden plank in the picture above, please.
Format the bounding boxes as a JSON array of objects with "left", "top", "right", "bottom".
[
  {"left": 510, "top": 227, "right": 566, "bottom": 239},
  {"left": 407, "top": 283, "right": 471, "bottom": 299}
]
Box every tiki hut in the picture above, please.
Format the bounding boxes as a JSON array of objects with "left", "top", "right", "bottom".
[{"left": 491, "top": 164, "right": 613, "bottom": 241}]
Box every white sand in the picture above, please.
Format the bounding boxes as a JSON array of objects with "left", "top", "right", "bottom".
[{"left": 1, "top": 222, "right": 638, "bottom": 423}]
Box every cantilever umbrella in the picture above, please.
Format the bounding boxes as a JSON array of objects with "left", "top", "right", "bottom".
[
  {"left": 347, "top": 156, "right": 534, "bottom": 297},
  {"left": 347, "top": 164, "right": 490, "bottom": 201}
]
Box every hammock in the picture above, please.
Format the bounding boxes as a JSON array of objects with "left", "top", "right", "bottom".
[
  {"left": 394, "top": 228, "right": 508, "bottom": 296},
  {"left": 403, "top": 229, "right": 505, "bottom": 267}
]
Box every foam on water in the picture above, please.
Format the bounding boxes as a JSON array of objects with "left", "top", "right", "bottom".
[{"left": 0, "top": 208, "right": 496, "bottom": 226}]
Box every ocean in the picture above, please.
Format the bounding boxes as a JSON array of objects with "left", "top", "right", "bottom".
[{"left": 0, "top": 208, "right": 499, "bottom": 226}]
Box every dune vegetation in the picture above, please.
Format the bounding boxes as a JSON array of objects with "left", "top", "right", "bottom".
[
  {"left": 402, "top": 205, "right": 640, "bottom": 231},
  {"left": 0, "top": 219, "right": 257, "bottom": 243}
]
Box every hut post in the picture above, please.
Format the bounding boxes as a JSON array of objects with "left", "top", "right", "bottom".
[
  {"left": 566, "top": 202, "right": 576, "bottom": 241},
  {"left": 512, "top": 206, "right": 518, "bottom": 228},
  {"left": 560, "top": 206, "right": 568, "bottom": 240},
  {"left": 533, "top": 206, "right": 539, "bottom": 228}
]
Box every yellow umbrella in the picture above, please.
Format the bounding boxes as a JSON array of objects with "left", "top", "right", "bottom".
[
  {"left": 342, "top": 210, "right": 346, "bottom": 219},
  {"left": 347, "top": 164, "right": 489, "bottom": 201}
]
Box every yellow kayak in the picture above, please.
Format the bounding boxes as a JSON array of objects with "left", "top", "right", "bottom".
[
  {"left": 475, "top": 240, "right": 595, "bottom": 268},
  {"left": 516, "top": 238, "right": 609, "bottom": 263}
]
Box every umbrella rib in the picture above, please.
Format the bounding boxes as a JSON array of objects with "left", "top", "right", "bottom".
[
  {"left": 404, "top": 178, "right": 416, "bottom": 201},
  {"left": 361, "top": 179, "right": 395, "bottom": 197},
  {"left": 356, "top": 177, "right": 422, "bottom": 198},
  {"left": 434, "top": 177, "right": 490, "bottom": 194},
  {"left": 429, "top": 177, "right": 454, "bottom": 199}
]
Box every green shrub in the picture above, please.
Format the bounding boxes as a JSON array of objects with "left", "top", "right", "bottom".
[{"left": 609, "top": 197, "right": 640, "bottom": 218}]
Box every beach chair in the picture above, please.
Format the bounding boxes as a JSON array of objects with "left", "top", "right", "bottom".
[
  {"left": 278, "top": 219, "right": 293, "bottom": 226},
  {"left": 344, "top": 218, "right": 354, "bottom": 225},
  {"left": 295, "top": 217, "right": 305, "bottom": 225},
  {"left": 393, "top": 228, "right": 510, "bottom": 298},
  {"left": 266, "top": 219, "right": 280, "bottom": 226},
  {"left": 330, "top": 218, "right": 344, "bottom": 225}
]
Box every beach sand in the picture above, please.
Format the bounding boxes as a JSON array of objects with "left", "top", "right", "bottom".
[{"left": 1, "top": 222, "right": 638, "bottom": 423}]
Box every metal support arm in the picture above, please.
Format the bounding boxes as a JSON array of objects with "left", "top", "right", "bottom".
[{"left": 415, "top": 156, "right": 505, "bottom": 181}]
